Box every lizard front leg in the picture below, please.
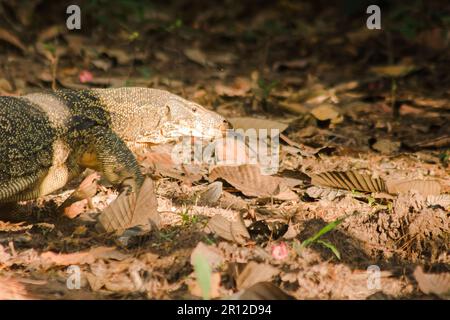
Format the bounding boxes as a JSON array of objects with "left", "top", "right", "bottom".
[
  {"left": 76, "top": 126, "right": 156, "bottom": 233},
  {"left": 78, "top": 126, "right": 144, "bottom": 195}
]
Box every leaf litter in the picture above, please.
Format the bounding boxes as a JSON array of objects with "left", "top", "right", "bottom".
[{"left": 0, "top": 1, "right": 448, "bottom": 300}]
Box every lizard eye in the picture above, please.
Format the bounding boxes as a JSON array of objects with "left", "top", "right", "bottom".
[
  {"left": 164, "top": 105, "right": 172, "bottom": 119},
  {"left": 192, "top": 107, "right": 197, "bottom": 112}
]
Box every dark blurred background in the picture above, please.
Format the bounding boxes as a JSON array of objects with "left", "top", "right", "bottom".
[{"left": 0, "top": 0, "right": 448, "bottom": 120}]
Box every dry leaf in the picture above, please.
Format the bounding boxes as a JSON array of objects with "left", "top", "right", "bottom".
[
  {"left": 273, "top": 59, "right": 309, "bottom": 71},
  {"left": 217, "top": 191, "right": 249, "bottom": 211},
  {"left": 0, "top": 28, "right": 26, "bottom": 52},
  {"left": 188, "top": 272, "right": 221, "bottom": 299},
  {"left": 280, "top": 134, "right": 331, "bottom": 157},
  {"left": 103, "top": 273, "right": 136, "bottom": 292},
  {"left": 209, "top": 52, "right": 237, "bottom": 65},
  {"left": 154, "top": 50, "right": 169, "bottom": 62},
  {"left": 197, "top": 182, "right": 223, "bottom": 206},
  {"left": 310, "top": 104, "right": 343, "bottom": 124},
  {"left": 63, "top": 199, "right": 88, "bottom": 219},
  {"left": 311, "top": 171, "right": 442, "bottom": 196},
  {"left": 214, "top": 77, "right": 252, "bottom": 97},
  {"left": 426, "top": 194, "right": 450, "bottom": 209},
  {"left": 228, "top": 117, "right": 289, "bottom": 134},
  {"left": 386, "top": 179, "right": 441, "bottom": 196},
  {"left": 413, "top": 266, "right": 450, "bottom": 297},
  {"left": 91, "top": 59, "right": 112, "bottom": 71},
  {"left": 37, "top": 25, "right": 64, "bottom": 43},
  {"left": 236, "top": 262, "right": 279, "bottom": 290},
  {"left": 347, "top": 27, "right": 381, "bottom": 43},
  {"left": 415, "top": 136, "right": 450, "bottom": 149},
  {"left": 105, "top": 48, "right": 133, "bottom": 65},
  {"left": 372, "top": 138, "right": 401, "bottom": 154},
  {"left": 40, "top": 246, "right": 129, "bottom": 269},
  {"left": 0, "top": 277, "right": 32, "bottom": 300},
  {"left": 205, "top": 214, "right": 250, "bottom": 244},
  {"left": 209, "top": 164, "right": 297, "bottom": 200},
  {"left": 140, "top": 150, "right": 177, "bottom": 172},
  {"left": 370, "top": 65, "right": 416, "bottom": 78},
  {"left": 306, "top": 186, "right": 347, "bottom": 201},
  {"left": 416, "top": 28, "right": 448, "bottom": 51},
  {"left": 139, "top": 149, "right": 202, "bottom": 183},
  {"left": 190, "top": 242, "right": 224, "bottom": 269},
  {"left": 74, "top": 172, "right": 100, "bottom": 199},
  {"left": 15, "top": 0, "right": 40, "bottom": 26},
  {"left": 310, "top": 171, "right": 387, "bottom": 193},
  {"left": 0, "top": 221, "right": 32, "bottom": 232},
  {"left": 64, "top": 34, "right": 86, "bottom": 56},
  {"left": 73, "top": 225, "right": 88, "bottom": 236},
  {"left": 98, "top": 178, "right": 160, "bottom": 233},
  {"left": 0, "top": 78, "right": 13, "bottom": 92},
  {"left": 61, "top": 172, "right": 100, "bottom": 217},
  {"left": 235, "top": 282, "right": 295, "bottom": 300},
  {"left": 184, "top": 48, "right": 213, "bottom": 67},
  {"left": 278, "top": 101, "right": 310, "bottom": 114},
  {"left": 213, "top": 134, "right": 252, "bottom": 167}
]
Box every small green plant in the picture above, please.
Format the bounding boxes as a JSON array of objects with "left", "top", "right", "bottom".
[
  {"left": 158, "top": 229, "right": 178, "bottom": 242},
  {"left": 256, "top": 78, "right": 278, "bottom": 101},
  {"left": 193, "top": 253, "right": 212, "bottom": 300},
  {"left": 166, "top": 19, "right": 183, "bottom": 32},
  {"left": 202, "top": 236, "right": 216, "bottom": 245},
  {"left": 128, "top": 31, "right": 140, "bottom": 42},
  {"left": 351, "top": 190, "right": 377, "bottom": 207},
  {"left": 439, "top": 150, "right": 449, "bottom": 167},
  {"left": 296, "top": 216, "right": 348, "bottom": 260},
  {"left": 179, "top": 206, "right": 198, "bottom": 226},
  {"left": 43, "top": 43, "right": 56, "bottom": 55},
  {"left": 367, "top": 195, "right": 376, "bottom": 207},
  {"left": 137, "top": 66, "right": 152, "bottom": 79},
  {"left": 387, "top": 201, "right": 394, "bottom": 214}
]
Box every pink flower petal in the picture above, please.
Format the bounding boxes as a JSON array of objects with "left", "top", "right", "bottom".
[
  {"left": 271, "top": 242, "right": 289, "bottom": 260},
  {"left": 79, "top": 70, "right": 93, "bottom": 83}
]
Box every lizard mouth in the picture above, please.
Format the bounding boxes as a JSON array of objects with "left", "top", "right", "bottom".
[
  {"left": 135, "top": 118, "right": 231, "bottom": 144},
  {"left": 175, "top": 126, "right": 224, "bottom": 140},
  {"left": 135, "top": 125, "right": 226, "bottom": 144}
]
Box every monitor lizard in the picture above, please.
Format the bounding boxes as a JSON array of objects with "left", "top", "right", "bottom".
[{"left": 0, "top": 87, "right": 229, "bottom": 231}]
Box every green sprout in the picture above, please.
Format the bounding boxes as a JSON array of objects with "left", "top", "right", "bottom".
[
  {"left": 193, "top": 253, "right": 212, "bottom": 300},
  {"left": 296, "top": 215, "right": 349, "bottom": 260}
]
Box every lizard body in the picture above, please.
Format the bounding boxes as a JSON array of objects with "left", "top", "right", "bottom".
[{"left": 0, "top": 87, "right": 228, "bottom": 203}]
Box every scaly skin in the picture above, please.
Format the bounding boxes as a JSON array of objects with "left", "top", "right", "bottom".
[{"left": 0, "top": 87, "right": 228, "bottom": 203}]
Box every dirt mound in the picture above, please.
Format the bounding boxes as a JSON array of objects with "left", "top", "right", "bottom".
[{"left": 344, "top": 192, "right": 449, "bottom": 263}]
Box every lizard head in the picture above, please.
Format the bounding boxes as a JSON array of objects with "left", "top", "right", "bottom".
[{"left": 136, "top": 93, "right": 230, "bottom": 144}]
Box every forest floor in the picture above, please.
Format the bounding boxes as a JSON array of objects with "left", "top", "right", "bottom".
[{"left": 0, "top": 1, "right": 448, "bottom": 299}]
